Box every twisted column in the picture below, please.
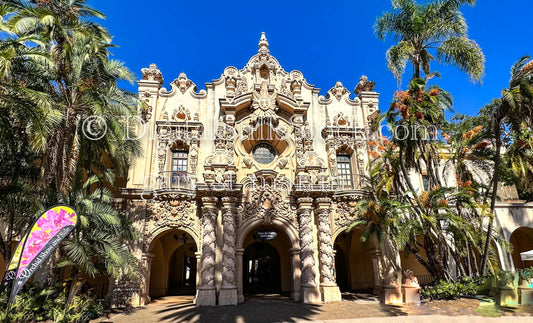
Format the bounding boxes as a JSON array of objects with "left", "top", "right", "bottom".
[
  {"left": 316, "top": 197, "right": 341, "bottom": 302},
  {"left": 316, "top": 198, "right": 336, "bottom": 284},
  {"left": 297, "top": 197, "right": 320, "bottom": 303},
  {"left": 196, "top": 196, "right": 218, "bottom": 306},
  {"left": 219, "top": 196, "right": 238, "bottom": 305}
]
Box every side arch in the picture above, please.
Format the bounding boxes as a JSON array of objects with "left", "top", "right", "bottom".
[{"left": 147, "top": 225, "right": 201, "bottom": 252}]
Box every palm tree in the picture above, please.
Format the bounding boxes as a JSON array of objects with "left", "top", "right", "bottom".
[
  {"left": 480, "top": 56, "right": 533, "bottom": 274},
  {"left": 57, "top": 172, "right": 138, "bottom": 310},
  {"left": 3, "top": 0, "right": 139, "bottom": 194},
  {"left": 375, "top": 0, "right": 485, "bottom": 82},
  {"left": 505, "top": 128, "right": 533, "bottom": 200}
]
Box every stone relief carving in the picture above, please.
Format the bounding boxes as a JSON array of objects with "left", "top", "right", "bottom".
[
  {"left": 172, "top": 105, "right": 191, "bottom": 121},
  {"left": 240, "top": 174, "right": 296, "bottom": 225},
  {"left": 144, "top": 194, "right": 200, "bottom": 249},
  {"left": 171, "top": 72, "right": 195, "bottom": 94},
  {"left": 147, "top": 194, "right": 197, "bottom": 226},
  {"left": 224, "top": 67, "right": 249, "bottom": 98},
  {"left": 334, "top": 197, "right": 361, "bottom": 230},
  {"left": 327, "top": 81, "right": 349, "bottom": 101},
  {"left": 203, "top": 117, "right": 236, "bottom": 185}
]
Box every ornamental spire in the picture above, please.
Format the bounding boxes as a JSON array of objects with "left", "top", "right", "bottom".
[{"left": 258, "top": 32, "right": 269, "bottom": 54}]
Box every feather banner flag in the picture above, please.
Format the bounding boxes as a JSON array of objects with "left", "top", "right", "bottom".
[{"left": 7, "top": 205, "right": 77, "bottom": 304}]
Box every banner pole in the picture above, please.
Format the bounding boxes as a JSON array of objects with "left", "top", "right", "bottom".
[{"left": 4, "top": 224, "right": 31, "bottom": 320}]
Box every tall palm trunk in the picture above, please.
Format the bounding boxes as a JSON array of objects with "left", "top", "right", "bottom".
[{"left": 480, "top": 117, "right": 502, "bottom": 274}]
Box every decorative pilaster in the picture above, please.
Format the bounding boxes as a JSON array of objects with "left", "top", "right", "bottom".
[
  {"left": 297, "top": 197, "right": 321, "bottom": 303},
  {"left": 140, "top": 252, "right": 155, "bottom": 305},
  {"left": 289, "top": 247, "right": 302, "bottom": 302},
  {"left": 236, "top": 248, "right": 245, "bottom": 303},
  {"left": 219, "top": 197, "right": 238, "bottom": 305},
  {"left": 196, "top": 196, "right": 218, "bottom": 306},
  {"left": 369, "top": 249, "right": 384, "bottom": 295},
  {"left": 316, "top": 198, "right": 342, "bottom": 302}
]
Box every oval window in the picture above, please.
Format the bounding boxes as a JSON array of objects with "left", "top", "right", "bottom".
[{"left": 252, "top": 143, "right": 276, "bottom": 165}]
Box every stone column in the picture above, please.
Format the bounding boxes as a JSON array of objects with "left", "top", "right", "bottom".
[
  {"left": 316, "top": 197, "right": 342, "bottom": 302},
  {"left": 140, "top": 252, "right": 154, "bottom": 305},
  {"left": 289, "top": 247, "right": 302, "bottom": 301},
  {"left": 236, "top": 248, "right": 244, "bottom": 303},
  {"left": 219, "top": 197, "right": 238, "bottom": 305},
  {"left": 369, "top": 249, "right": 383, "bottom": 295},
  {"left": 297, "top": 197, "right": 321, "bottom": 303},
  {"left": 196, "top": 196, "right": 218, "bottom": 306}
]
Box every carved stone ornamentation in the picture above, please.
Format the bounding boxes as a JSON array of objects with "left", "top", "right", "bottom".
[
  {"left": 141, "top": 63, "right": 163, "bottom": 85},
  {"left": 241, "top": 174, "right": 295, "bottom": 225},
  {"left": 171, "top": 72, "right": 195, "bottom": 94},
  {"left": 327, "top": 81, "right": 349, "bottom": 101},
  {"left": 354, "top": 75, "right": 376, "bottom": 95},
  {"left": 147, "top": 194, "right": 196, "bottom": 226},
  {"left": 199, "top": 197, "right": 218, "bottom": 288},
  {"left": 316, "top": 198, "right": 336, "bottom": 285},
  {"left": 334, "top": 199, "right": 359, "bottom": 229},
  {"left": 154, "top": 120, "right": 202, "bottom": 189},
  {"left": 172, "top": 105, "right": 191, "bottom": 121},
  {"left": 221, "top": 197, "right": 238, "bottom": 287}
]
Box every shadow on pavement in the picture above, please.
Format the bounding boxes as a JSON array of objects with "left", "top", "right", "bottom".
[{"left": 155, "top": 297, "right": 321, "bottom": 323}]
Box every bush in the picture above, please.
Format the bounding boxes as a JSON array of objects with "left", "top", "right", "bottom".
[
  {"left": 421, "top": 276, "right": 489, "bottom": 300},
  {"left": 519, "top": 267, "right": 533, "bottom": 282},
  {"left": 0, "top": 283, "right": 105, "bottom": 322}
]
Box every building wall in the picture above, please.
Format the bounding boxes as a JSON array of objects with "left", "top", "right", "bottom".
[{"left": 113, "top": 33, "right": 533, "bottom": 307}]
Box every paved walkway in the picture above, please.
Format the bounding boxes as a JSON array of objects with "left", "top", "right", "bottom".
[{"left": 94, "top": 295, "right": 533, "bottom": 323}]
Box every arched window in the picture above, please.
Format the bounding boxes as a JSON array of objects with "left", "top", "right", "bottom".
[
  {"left": 252, "top": 143, "right": 276, "bottom": 165},
  {"left": 337, "top": 155, "right": 354, "bottom": 189}
]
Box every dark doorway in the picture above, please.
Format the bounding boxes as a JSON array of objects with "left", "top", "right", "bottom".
[
  {"left": 334, "top": 244, "right": 350, "bottom": 292},
  {"left": 243, "top": 242, "right": 281, "bottom": 294},
  {"left": 167, "top": 243, "right": 197, "bottom": 295}
]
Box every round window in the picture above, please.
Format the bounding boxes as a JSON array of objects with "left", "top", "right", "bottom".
[{"left": 252, "top": 143, "right": 276, "bottom": 165}]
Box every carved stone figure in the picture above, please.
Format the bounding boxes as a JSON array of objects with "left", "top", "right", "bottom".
[{"left": 354, "top": 75, "right": 376, "bottom": 95}]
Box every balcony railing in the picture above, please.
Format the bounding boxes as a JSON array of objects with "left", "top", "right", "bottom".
[{"left": 157, "top": 171, "right": 196, "bottom": 190}]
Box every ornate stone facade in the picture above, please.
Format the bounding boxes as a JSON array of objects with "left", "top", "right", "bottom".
[{"left": 118, "top": 33, "right": 388, "bottom": 307}]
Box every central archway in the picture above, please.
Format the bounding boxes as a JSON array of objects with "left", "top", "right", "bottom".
[
  {"left": 236, "top": 218, "right": 301, "bottom": 302},
  {"left": 243, "top": 241, "right": 281, "bottom": 294}
]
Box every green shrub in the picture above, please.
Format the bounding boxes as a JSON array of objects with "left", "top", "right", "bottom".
[
  {"left": 421, "top": 276, "right": 489, "bottom": 300},
  {"left": 0, "top": 283, "right": 105, "bottom": 322},
  {"left": 519, "top": 267, "right": 533, "bottom": 282}
]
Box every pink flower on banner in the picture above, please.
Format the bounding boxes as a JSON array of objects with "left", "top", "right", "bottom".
[
  {"left": 36, "top": 209, "right": 74, "bottom": 233},
  {"left": 26, "top": 230, "right": 50, "bottom": 253}
]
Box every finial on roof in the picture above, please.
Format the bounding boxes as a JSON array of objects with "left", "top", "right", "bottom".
[{"left": 258, "top": 32, "right": 269, "bottom": 54}]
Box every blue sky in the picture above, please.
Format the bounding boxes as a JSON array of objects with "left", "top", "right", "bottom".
[{"left": 91, "top": 0, "right": 532, "bottom": 117}]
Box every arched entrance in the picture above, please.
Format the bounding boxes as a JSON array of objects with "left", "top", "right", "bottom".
[
  {"left": 237, "top": 219, "right": 300, "bottom": 302},
  {"left": 334, "top": 229, "right": 375, "bottom": 293},
  {"left": 510, "top": 227, "right": 533, "bottom": 269},
  {"left": 243, "top": 242, "right": 281, "bottom": 294},
  {"left": 242, "top": 226, "right": 290, "bottom": 297},
  {"left": 149, "top": 229, "right": 198, "bottom": 299}
]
